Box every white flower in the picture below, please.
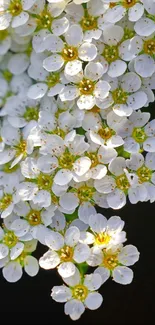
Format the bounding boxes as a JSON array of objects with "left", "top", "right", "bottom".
[
  {"left": 51, "top": 267, "right": 103, "bottom": 320},
  {"left": 0, "top": 236, "right": 39, "bottom": 282},
  {"left": 88, "top": 244, "right": 140, "bottom": 285},
  {"left": 0, "top": 0, "right": 38, "bottom": 30},
  {"left": 42, "top": 25, "right": 97, "bottom": 77},
  {"left": 39, "top": 226, "right": 90, "bottom": 278},
  {"left": 122, "top": 111, "right": 155, "bottom": 153},
  {"left": 84, "top": 214, "right": 127, "bottom": 249},
  {"left": 60, "top": 63, "right": 110, "bottom": 110}
]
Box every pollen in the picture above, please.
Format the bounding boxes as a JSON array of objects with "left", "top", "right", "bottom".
[
  {"left": 8, "top": 0, "right": 23, "bottom": 16},
  {"left": 103, "top": 45, "right": 119, "bottom": 63},
  {"left": 79, "top": 79, "right": 95, "bottom": 95},
  {"left": 3, "top": 231, "right": 18, "bottom": 248},
  {"left": 59, "top": 246, "right": 74, "bottom": 262},
  {"left": 72, "top": 285, "right": 88, "bottom": 301},
  {"left": 61, "top": 46, "right": 78, "bottom": 61},
  {"left": 27, "top": 210, "right": 42, "bottom": 226},
  {"left": 132, "top": 127, "right": 147, "bottom": 144},
  {"left": 115, "top": 173, "right": 130, "bottom": 191},
  {"left": 95, "top": 233, "right": 111, "bottom": 246}
]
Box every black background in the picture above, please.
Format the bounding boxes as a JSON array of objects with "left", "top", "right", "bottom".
[{"left": 0, "top": 201, "right": 155, "bottom": 325}]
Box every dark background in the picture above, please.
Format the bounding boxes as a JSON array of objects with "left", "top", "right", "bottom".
[{"left": 0, "top": 201, "right": 155, "bottom": 325}]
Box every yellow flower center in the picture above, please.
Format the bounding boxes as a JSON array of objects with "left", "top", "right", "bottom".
[
  {"left": 61, "top": 46, "right": 78, "bottom": 61},
  {"left": 3, "top": 231, "right": 18, "bottom": 248},
  {"left": 116, "top": 173, "right": 130, "bottom": 190},
  {"left": 72, "top": 285, "right": 88, "bottom": 301},
  {"left": 122, "top": 0, "right": 136, "bottom": 8},
  {"left": 0, "top": 30, "right": 9, "bottom": 41},
  {"left": 137, "top": 166, "right": 152, "bottom": 183},
  {"left": 143, "top": 39, "right": 155, "bottom": 56},
  {"left": 37, "top": 174, "right": 53, "bottom": 191},
  {"left": 36, "top": 9, "right": 53, "bottom": 29},
  {"left": 79, "top": 79, "right": 95, "bottom": 95},
  {"left": 58, "top": 150, "right": 75, "bottom": 169},
  {"left": 8, "top": 0, "right": 23, "bottom": 16},
  {"left": 27, "top": 210, "right": 42, "bottom": 226},
  {"left": 98, "top": 126, "right": 113, "bottom": 140},
  {"left": 0, "top": 194, "right": 13, "bottom": 211},
  {"left": 77, "top": 185, "right": 95, "bottom": 202},
  {"left": 59, "top": 246, "right": 74, "bottom": 262},
  {"left": 81, "top": 12, "right": 98, "bottom": 31},
  {"left": 23, "top": 107, "right": 39, "bottom": 122},
  {"left": 132, "top": 128, "right": 147, "bottom": 143},
  {"left": 87, "top": 152, "right": 99, "bottom": 168},
  {"left": 103, "top": 254, "right": 118, "bottom": 270},
  {"left": 46, "top": 73, "right": 60, "bottom": 88},
  {"left": 103, "top": 45, "right": 119, "bottom": 63},
  {"left": 15, "top": 140, "right": 27, "bottom": 157},
  {"left": 112, "top": 88, "right": 128, "bottom": 105},
  {"left": 95, "top": 233, "right": 111, "bottom": 246}
]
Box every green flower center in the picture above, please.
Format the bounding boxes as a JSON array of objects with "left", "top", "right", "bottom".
[
  {"left": 143, "top": 39, "right": 155, "bottom": 56},
  {"left": 137, "top": 166, "right": 152, "bottom": 183},
  {"left": 103, "top": 45, "right": 119, "bottom": 63},
  {"left": 46, "top": 73, "right": 60, "bottom": 88},
  {"left": 98, "top": 126, "right": 113, "bottom": 140},
  {"left": 58, "top": 150, "right": 75, "bottom": 169},
  {"left": 23, "top": 107, "right": 39, "bottom": 122},
  {"left": 77, "top": 185, "right": 95, "bottom": 202},
  {"left": 103, "top": 254, "right": 118, "bottom": 270},
  {"left": 27, "top": 210, "right": 42, "bottom": 226},
  {"left": 61, "top": 46, "right": 78, "bottom": 62},
  {"left": 116, "top": 173, "right": 130, "bottom": 191},
  {"left": 0, "top": 30, "right": 9, "bottom": 41},
  {"left": 8, "top": 0, "right": 22, "bottom": 16},
  {"left": 3, "top": 70, "right": 13, "bottom": 82},
  {"left": 59, "top": 246, "right": 74, "bottom": 262},
  {"left": 79, "top": 79, "right": 95, "bottom": 95},
  {"left": 132, "top": 128, "right": 147, "bottom": 143},
  {"left": 3, "top": 162, "right": 19, "bottom": 174},
  {"left": 81, "top": 12, "right": 98, "bottom": 31},
  {"left": 123, "top": 28, "right": 135, "bottom": 40},
  {"left": 112, "top": 88, "right": 128, "bottom": 104},
  {"left": 72, "top": 285, "right": 88, "bottom": 301},
  {"left": 3, "top": 231, "right": 18, "bottom": 248},
  {"left": 36, "top": 9, "right": 53, "bottom": 29},
  {"left": 37, "top": 174, "right": 53, "bottom": 191},
  {"left": 0, "top": 194, "right": 12, "bottom": 211},
  {"left": 95, "top": 233, "right": 111, "bottom": 246},
  {"left": 15, "top": 140, "right": 27, "bottom": 157}
]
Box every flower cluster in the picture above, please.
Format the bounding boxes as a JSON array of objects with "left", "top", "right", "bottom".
[{"left": 0, "top": 0, "right": 154, "bottom": 320}]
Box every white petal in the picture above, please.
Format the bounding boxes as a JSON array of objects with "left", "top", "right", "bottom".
[
  {"left": 51, "top": 285, "right": 72, "bottom": 302},
  {"left": 65, "top": 226, "right": 80, "bottom": 247},
  {"left": 85, "top": 292, "right": 103, "bottom": 310},
  {"left": 58, "top": 262, "right": 75, "bottom": 278},
  {"left": 65, "top": 300, "right": 85, "bottom": 321},
  {"left": 84, "top": 273, "right": 102, "bottom": 291},
  {"left": 2, "top": 261, "right": 23, "bottom": 283},
  {"left": 118, "top": 245, "right": 140, "bottom": 266},
  {"left": 45, "top": 231, "right": 64, "bottom": 250},
  {"left": 113, "top": 266, "right": 133, "bottom": 285},
  {"left": 73, "top": 243, "right": 90, "bottom": 263},
  {"left": 24, "top": 256, "right": 39, "bottom": 276},
  {"left": 39, "top": 250, "right": 60, "bottom": 269}
]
